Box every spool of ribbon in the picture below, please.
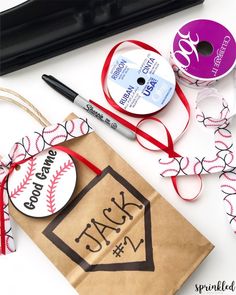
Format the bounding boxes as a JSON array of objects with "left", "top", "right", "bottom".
[
  {"left": 158, "top": 88, "right": 236, "bottom": 233},
  {"left": 104, "top": 41, "right": 176, "bottom": 116},
  {"left": 98, "top": 40, "right": 203, "bottom": 199},
  {"left": 99, "top": 40, "right": 191, "bottom": 150},
  {"left": 171, "top": 19, "right": 236, "bottom": 88}
]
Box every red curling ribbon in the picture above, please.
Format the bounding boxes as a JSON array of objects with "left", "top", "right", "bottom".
[
  {"left": 0, "top": 182, "right": 5, "bottom": 254},
  {"left": 0, "top": 158, "right": 30, "bottom": 255},
  {"left": 135, "top": 117, "right": 178, "bottom": 152},
  {"left": 98, "top": 39, "right": 202, "bottom": 201},
  {"left": 171, "top": 175, "right": 203, "bottom": 202},
  {"left": 91, "top": 98, "right": 202, "bottom": 201},
  {"left": 53, "top": 146, "right": 102, "bottom": 175},
  {"left": 91, "top": 100, "right": 179, "bottom": 157},
  {"left": 136, "top": 117, "right": 202, "bottom": 200}
]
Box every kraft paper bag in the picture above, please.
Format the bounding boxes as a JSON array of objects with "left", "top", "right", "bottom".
[{"left": 9, "top": 113, "right": 214, "bottom": 295}]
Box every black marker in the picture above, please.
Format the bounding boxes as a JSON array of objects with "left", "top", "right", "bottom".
[{"left": 42, "top": 75, "right": 135, "bottom": 140}]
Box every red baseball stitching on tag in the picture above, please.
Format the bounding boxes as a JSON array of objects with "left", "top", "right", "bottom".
[
  {"left": 10, "top": 143, "right": 25, "bottom": 162},
  {"left": 43, "top": 124, "right": 61, "bottom": 134},
  {"left": 221, "top": 184, "right": 236, "bottom": 193},
  {"left": 67, "top": 120, "right": 75, "bottom": 134},
  {"left": 202, "top": 156, "right": 220, "bottom": 163},
  {"left": 161, "top": 168, "right": 179, "bottom": 177},
  {"left": 158, "top": 158, "right": 176, "bottom": 165},
  {"left": 3, "top": 191, "right": 8, "bottom": 206},
  {"left": 224, "top": 198, "right": 234, "bottom": 215},
  {"left": 48, "top": 135, "right": 67, "bottom": 146},
  {"left": 193, "top": 161, "right": 202, "bottom": 174},
  {"left": 4, "top": 216, "right": 10, "bottom": 222},
  {"left": 46, "top": 159, "right": 74, "bottom": 214},
  {"left": 11, "top": 144, "right": 25, "bottom": 161},
  {"left": 222, "top": 173, "right": 236, "bottom": 181},
  {"left": 24, "top": 136, "right": 31, "bottom": 153},
  {"left": 6, "top": 236, "right": 15, "bottom": 253},
  {"left": 181, "top": 157, "right": 190, "bottom": 170},
  {"left": 9, "top": 157, "right": 37, "bottom": 199},
  {"left": 35, "top": 133, "right": 44, "bottom": 153},
  {"left": 217, "top": 129, "right": 232, "bottom": 138},
  {"left": 215, "top": 140, "right": 230, "bottom": 149},
  {"left": 10, "top": 143, "right": 19, "bottom": 160},
  {"left": 80, "top": 121, "right": 88, "bottom": 135},
  {"left": 207, "top": 165, "right": 225, "bottom": 172}
]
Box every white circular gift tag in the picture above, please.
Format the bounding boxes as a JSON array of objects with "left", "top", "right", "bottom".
[
  {"left": 8, "top": 148, "right": 77, "bottom": 217},
  {"left": 107, "top": 48, "right": 176, "bottom": 115}
]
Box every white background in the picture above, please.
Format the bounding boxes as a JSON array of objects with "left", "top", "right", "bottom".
[{"left": 0, "top": 0, "right": 236, "bottom": 294}]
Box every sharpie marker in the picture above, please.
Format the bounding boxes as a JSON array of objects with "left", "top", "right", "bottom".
[{"left": 42, "top": 75, "right": 136, "bottom": 140}]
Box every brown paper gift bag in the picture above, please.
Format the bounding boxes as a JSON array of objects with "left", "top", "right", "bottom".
[{"left": 9, "top": 113, "right": 214, "bottom": 295}]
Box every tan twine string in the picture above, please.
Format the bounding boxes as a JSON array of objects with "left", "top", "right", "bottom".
[
  {"left": 0, "top": 87, "right": 51, "bottom": 127},
  {"left": 0, "top": 87, "right": 51, "bottom": 160}
]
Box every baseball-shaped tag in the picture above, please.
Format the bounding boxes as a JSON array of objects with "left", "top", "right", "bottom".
[{"left": 7, "top": 148, "right": 77, "bottom": 217}]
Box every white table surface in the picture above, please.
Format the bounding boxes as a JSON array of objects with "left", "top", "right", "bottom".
[{"left": 0, "top": 0, "right": 236, "bottom": 294}]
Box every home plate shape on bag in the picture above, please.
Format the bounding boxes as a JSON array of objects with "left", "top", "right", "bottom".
[{"left": 43, "top": 166, "right": 154, "bottom": 272}]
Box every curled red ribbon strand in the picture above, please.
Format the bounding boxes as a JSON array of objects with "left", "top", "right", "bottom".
[
  {"left": 91, "top": 100, "right": 180, "bottom": 157},
  {"left": 0, "top": 159, "right": 29, "bottom": 255},
  {"left": 54, "top": 145, "right": 102, "bottom": 175},
  {"left": 0, "top": 180, "right": 6, "bottom": 254}
]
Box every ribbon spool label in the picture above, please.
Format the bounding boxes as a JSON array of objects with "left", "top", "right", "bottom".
[
  {"left": 171, "top": 19, "right": 236, "bottom": 87},
  {"left": 8, "top": 148, "right": 76, "bottom": 218},
  {"left": 107, "top": 48, "right": 176, "bottom": 115}
]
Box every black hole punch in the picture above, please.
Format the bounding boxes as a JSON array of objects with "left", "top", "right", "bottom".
[
  {"left": 137, "top": 77, "right": 146, "bottom": 85},
  {"left": 197, "top": 41, "right": 213, "bottom": 56}
]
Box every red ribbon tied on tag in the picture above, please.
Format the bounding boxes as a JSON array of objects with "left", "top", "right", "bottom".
[{"left": 0, "top": 118, "right": 93, "bottom": 255}]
